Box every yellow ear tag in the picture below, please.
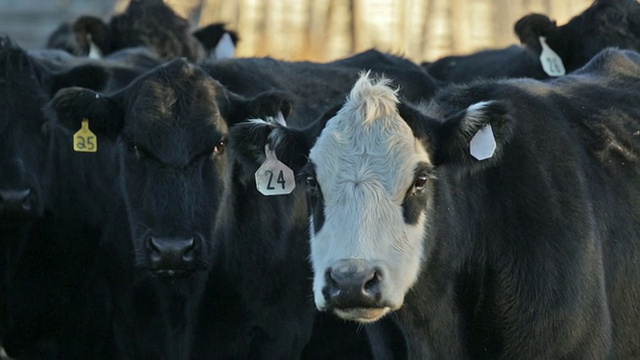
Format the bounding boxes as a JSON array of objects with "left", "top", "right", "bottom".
[{"left": 73, "top": 119, "right": 98, "bottom": 153}]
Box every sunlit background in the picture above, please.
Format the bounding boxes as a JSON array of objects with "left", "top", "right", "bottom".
[{"left": 0, "top": 0, "right": 594, "bottom": 62}]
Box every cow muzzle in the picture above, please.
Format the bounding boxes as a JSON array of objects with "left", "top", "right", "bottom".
[
  {"left": 322, "top": 259, "right": 390, "bottom": 322},
  {"left": 146, "top": 235, "right": 199, "bottom": 274},
  {"left": 0, "top": 188, "right": 39, "bottom": 218}
]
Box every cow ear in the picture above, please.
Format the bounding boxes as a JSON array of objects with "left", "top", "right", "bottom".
[
  {"left": 229, "top": 102, "right": 341, "bottom": 186},
  {"left": 193, "top": 23, "right": 239, "bottom": 60},
  {"left": 514, "top": 14, "right": 559, "bottom": 55},
  {"left": 222, "top": 90, "right": 293, "bottom": 127},
  {"left": 49, "top": 64, "right": 112, "bottom": 94},
  {"left": 402, "top": 101, "right": 514, "bottom": 170},
  {"left": 47, "top": 87, "right": 124, "bottom": 138}
]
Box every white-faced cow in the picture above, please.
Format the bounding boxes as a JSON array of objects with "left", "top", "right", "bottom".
[
  {"left": 190, "top": 50, "right": 442, "bottom": 358},
  {"left": 425, "top": 0, "right": 640, "bottom": 82},
  {"left": 247, "top": 48, "right": 640, "bottom": 358}
]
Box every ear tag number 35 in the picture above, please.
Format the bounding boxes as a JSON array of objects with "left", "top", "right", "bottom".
[
  {"left": 255, "top": 145, "right": 295, "bottom": 196},
  {"left": 73, "top": 118, "right": 98, "bottom": 153}
]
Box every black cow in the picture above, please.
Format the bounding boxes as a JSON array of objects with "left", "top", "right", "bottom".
[
  {"left": 191, "top": 50, "right": 439, "bottom": 358},
  {"left": 0, "top": 36, "right": 125, "bottom": 356},
  {"left": 47, "top": 0, "right": 238, "bottom": 62},
  {"left": 203, "top": 49, "right": 440, "bottom": 123},
  {"left": 247, "top": 48, "right": 640, "bottom": 358},
  {"left": 425, "top": 0, "right": 640, "bottom": 82},
  {"left": 0, "top": 36, "right": 163, "bottom": 358},
  {"left": 44, "top": 57, "right": 290, "bottom": 359},
  {"left": 0, "top": 37, "right": 51, "bottom": 353},
  {"left": 28, "top": 46, "right": 163, "bottom": 93}
]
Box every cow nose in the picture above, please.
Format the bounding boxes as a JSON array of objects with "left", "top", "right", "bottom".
[
  {"left": 147, "top": 236, "right": 196, "bottom": 271},
  {"left": 0, "top": 188, "right": 36, "bottom": 215},
  {"left": 324, "top": 262, "right": 383, "bottom": 309}
]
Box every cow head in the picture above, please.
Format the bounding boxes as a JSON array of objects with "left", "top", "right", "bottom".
[
  {"left": 0, "top": 37, "right": 107, "bottom": 219},
  {"left": 48, "top": 58, "right": 290, "bottom": 276},
  {"left": 290, "top": 73, "right": 515, "bottom": 322},
  {"left": 516, "top": 0, "right": 640, "bottom": 73},
  {"left": 0, "top": 37, "right": 50, "bottom": 218},
  {"left": 192, "top": 23, "right": 239, "bottom": 61},
  {"left": 108, "top": 0, "right": 205, "bottom": 61}
]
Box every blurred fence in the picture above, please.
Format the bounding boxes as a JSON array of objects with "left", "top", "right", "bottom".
[{"left": 1, "top": 0, "right": 595, "bottom": 62}]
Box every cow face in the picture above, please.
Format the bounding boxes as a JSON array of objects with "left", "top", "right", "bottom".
[
  {"left": 0, "top": 38, "right": 51, "bottom": 218},
  {"left": 49, "top": 58, "right": 290, "bottom": 275},
  {"left": 304, "top": 73, "right": 514, "bottom": 322}
]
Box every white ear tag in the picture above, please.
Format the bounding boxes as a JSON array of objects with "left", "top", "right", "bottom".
[
  {"left": 214, "top": 32, "right": 236, "bottom": 60},
  {"left": 470, "top": 124, "right": 496, "bottom": 161},
  {"left": 255, "top": 145, "right": 295, "bottom": 196},
  {"left": 539, "top": 36, "right": 565, "bottom": 77},
  {"left": 274, "top": 111, "right": 287, "bottom": 127},
  {"left": 87, "top": 34, "right": 103, "bottom": 59}
]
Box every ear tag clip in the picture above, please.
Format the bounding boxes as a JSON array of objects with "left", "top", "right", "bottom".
[
  {"left": 539, "top": 36, "right": 565, "bottom": 77},
  {"left": 470, "top": 124, "right": 496, "bottom": 161},
  {"left": 255, "top": 145, "right": 295, "bottom": 196},
  {"left": 73, "top": 118, "right": 98, "bottom": 153}
]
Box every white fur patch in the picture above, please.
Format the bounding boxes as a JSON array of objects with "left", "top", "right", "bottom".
[
  {"left": 463, "top": 101, "right": 494, "bottom": 134},
  {"left": 308, "top": 73, "right": 429, "bottom": 311}
]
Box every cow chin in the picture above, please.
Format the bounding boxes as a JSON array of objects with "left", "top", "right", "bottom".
[{"left": 333, "top": 307, "right": 392, "bottom": 323}]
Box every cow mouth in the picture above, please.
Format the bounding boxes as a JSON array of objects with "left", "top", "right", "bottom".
[
  {"left": 332, "top": 307, "right": 391, "bottom": 323},
  {"left": 153, "top": 269, "right": 191, "bottom": 277}
]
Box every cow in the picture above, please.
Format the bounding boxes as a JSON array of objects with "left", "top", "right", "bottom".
[
  {"left": 425, "top": 0, "right": 640, "bottom": 83},
  {"left": 47, "top": 0, "right": 238, "bottom": 61},
  {"left": 0, "top": 35, "right": 163, "bottom": 358},
  {"left": 202, "top": 49, "right": 441, "bottom": 123},
  {"left": 239, "top": 48, "right": 640, "bottom": 358},
  {"left": 192, "top": 50, "right": 441, "bottom": 358},
  {"left": 0, "top": 36, "right": 52, "bottom": 353},
  {"left": 42, "top": 57, "right": 291, "bottom": 359},
  {"left": 27, "top": 46, "right": 164, "bottom": 93}
]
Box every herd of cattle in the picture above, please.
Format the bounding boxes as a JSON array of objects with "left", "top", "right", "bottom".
[{"left": 1, "top": 0, "right": 640, "bottom": 358}]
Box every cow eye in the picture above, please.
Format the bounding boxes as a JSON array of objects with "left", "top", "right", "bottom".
[
  {"left": 127, "top": 140, "right": 138, "bottom": 153},
  {"left": 306, "top": 176, "right": 318, "bottom": 190},
  {"left": 414, "top": 174, "right": 428, "bottom": 191},
  {"left": 40, "top": 122, "right": 50, "bottom": 137},
  {"left": 213, "top": 140, "right": 225, "bottom": 155}
]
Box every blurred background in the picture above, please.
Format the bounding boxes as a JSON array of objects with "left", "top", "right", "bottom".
[{"left": 0, "top": 0, "right": 594, "bottom": 62}]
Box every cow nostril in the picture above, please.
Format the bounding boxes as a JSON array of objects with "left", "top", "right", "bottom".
[
  {"left": 182, "top": 238, "right": 195, "bottom": 262},
  {"left": 0, "top": 188, "right": 35, "bottom": 214},
  {"left": 363, "top": 270, "right": 382, "bottom": 294},
  {"left": 147, "top": 236, "right": 162, "bottom": 261},
  {"left": 325, "top": 269, "right": 341, "bottom": 297}
]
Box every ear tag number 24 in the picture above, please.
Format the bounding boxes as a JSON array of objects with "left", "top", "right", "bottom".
[
  {"left": 255, "top": 145, "right": 295, "bottom": 196},
  {"left": 73, "top": 118, "right": 98, "bottom": 153}
]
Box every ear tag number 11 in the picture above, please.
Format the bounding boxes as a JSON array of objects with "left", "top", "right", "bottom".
[
  {"left": 255, "top": 145, "right": 295, "bottom": 196},
  {"left": 73, "top": 118, "right": 98, "bottom": 153}
]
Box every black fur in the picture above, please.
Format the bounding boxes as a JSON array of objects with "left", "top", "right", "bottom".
[{"left": 425, "top": 0, "right": 640, "bottom": 82}]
